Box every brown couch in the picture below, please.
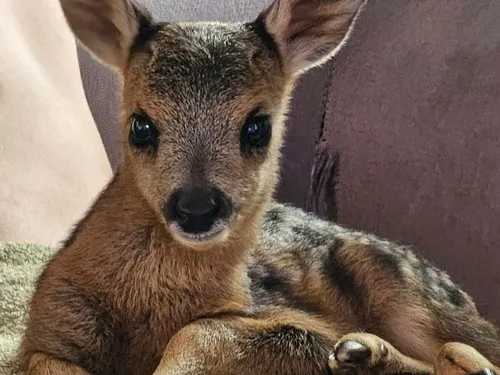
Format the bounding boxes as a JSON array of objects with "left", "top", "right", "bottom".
[{"left": 78, "top": 0, "right": 500, "bottom": 323}]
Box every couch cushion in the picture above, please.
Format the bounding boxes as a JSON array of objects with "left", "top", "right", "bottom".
[{"left": 323, "top": 0, "right": 500, "bottom": 323}]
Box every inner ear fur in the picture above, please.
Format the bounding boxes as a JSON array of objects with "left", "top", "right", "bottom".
[
  {"left": 259, "top": 0, "right": 367, "bottom": 75},
  {"left": 59, "top": 0, "right": 152, "bottom": 71}
]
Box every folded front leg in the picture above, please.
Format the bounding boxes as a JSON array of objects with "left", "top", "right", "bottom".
[
  {"left": 153, "top": 308, "right": 339, "bottom": 375},
  {"left": 315, "top": 236, "right": 500, "bottom": 367},
  {"left": 329, "top": 332, "right": 433, "bottom": 375},
  {"left": 434, "top": 342, "right": 499, "bottom": 375},
  {"left": 26, "top": 353, "right": 92, "bottom": 375}
]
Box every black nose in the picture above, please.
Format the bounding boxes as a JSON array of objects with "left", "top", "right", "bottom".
[{"left": 164, "top": 186, "right": 232, "bottom": 234}]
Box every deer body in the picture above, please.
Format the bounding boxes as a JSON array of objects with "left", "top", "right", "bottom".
[
  {"left": 20, "top": 0, "right": 500, "bottom": 374},
  {"left": 23, "top": 171, "right": 254, "bottom": 375}
]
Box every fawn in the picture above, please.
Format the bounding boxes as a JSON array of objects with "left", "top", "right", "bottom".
[{"left": 20, "top": 0, "right": 500, "bottom": 374}]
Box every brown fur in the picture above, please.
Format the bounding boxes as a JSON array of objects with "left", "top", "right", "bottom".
[{"left": 21, "top": 0, "right": 500, "bottom": 374}]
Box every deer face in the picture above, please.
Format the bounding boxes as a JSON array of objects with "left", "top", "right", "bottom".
[{"left": 60, "top": 0, "right": 365, "bottom": 249}]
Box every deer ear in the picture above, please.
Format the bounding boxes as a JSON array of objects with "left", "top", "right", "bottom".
[
  {"left": 259, "top": 0, "right": 366, "bottom": 75},
  {"left": 59, "top": 0, "right": 152, "bottom": 71}
]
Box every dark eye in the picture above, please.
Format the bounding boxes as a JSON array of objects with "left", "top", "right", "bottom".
[
  {"left": 240, "top": 113, "right": 271, "bottom": 156},
  {"left": 129, "top": 113, "right": 159, "bottom": 152}
]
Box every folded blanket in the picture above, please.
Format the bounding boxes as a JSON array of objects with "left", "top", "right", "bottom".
[{"left": 0, "top": 243, "right": 57, "bottom": 375}]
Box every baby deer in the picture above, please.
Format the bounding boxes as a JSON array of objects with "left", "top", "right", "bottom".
[{"left": 20, "top": 0, "right": 500, "bottom": 374}]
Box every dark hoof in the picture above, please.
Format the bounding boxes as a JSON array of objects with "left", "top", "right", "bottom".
[
  {"left": 335, "top": 341, "right": 371, "bottom": 363},
  {"left": 471, "top": 369, "right": 496, "bottom": 375}
]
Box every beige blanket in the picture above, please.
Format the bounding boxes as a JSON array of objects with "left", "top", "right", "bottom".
[{"left": 0, "top": 243, "right": 57, "bottom": 375}]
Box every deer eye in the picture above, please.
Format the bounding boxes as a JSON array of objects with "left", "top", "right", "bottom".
[
  {"left": 240, "top": 113, "right": 271, "bottom": 156},
  {"left": 129, "top": 113, "right": 159, "bottom": 152}
]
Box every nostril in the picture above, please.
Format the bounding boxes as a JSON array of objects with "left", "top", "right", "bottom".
[
  {"left": 175, "top": 199, "right": 190, "bottom": 220},
  {"left": 176, "top": 190, "right": 220, "bottom": 219}
]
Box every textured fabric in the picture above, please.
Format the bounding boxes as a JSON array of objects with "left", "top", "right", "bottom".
[
  {"left": 276, "top": 67, "right": 331, "bottom": 208},
  {"left": 306, "top": 140, "right": 339, "bottom": 221},
  {"left": 0, "top": 0, "right": 112, "bottom": 246},
  {"left": 0, "top": 243, "right": 57, "bottom": 375},
  {"left": 323, "top": 0, "right": 500, "bottom": 323}
]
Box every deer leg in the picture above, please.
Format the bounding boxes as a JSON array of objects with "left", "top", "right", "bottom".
[
  {"left": 434, "top": 342, "right": 499, "bottom": 375},
  {"left": 153, "top": 307, "right": 338, "bottom": 375},
  {"left": 27, "top": 353, "right": 92, "bottom": 375},
  {"left": 329, "top": 332, "right": 433, "bottom": 375}
]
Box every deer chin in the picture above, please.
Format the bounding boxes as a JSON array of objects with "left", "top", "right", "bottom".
[{"left": 168, "top": 220, "right": 230, "bottom": 250}]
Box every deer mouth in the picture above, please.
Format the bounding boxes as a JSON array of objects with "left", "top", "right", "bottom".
[{"left": 169, "top": 219, "right": 230, "bottom": 245}]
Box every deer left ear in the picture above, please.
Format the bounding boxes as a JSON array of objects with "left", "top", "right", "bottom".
[
  {"left": 59, "top": 0, "right": 152, "bottom": 71},
  {"left": 258, "top": 0, "right": 366, "bottom": 76}
]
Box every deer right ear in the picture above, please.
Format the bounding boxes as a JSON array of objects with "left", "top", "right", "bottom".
[
  {"left": 59, "top": 0, "right": 151, "bottom": 71},
  {"left": 258, "top": 0, "right": 366, "bottom": 76}
]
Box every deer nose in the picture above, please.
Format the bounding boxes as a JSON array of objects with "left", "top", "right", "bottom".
[
  {"left": 176, "top": 192, "right": 218, "bottom": 219},
  {"left": 164, "top": 186, "right": 232, "bottom": 234}
]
